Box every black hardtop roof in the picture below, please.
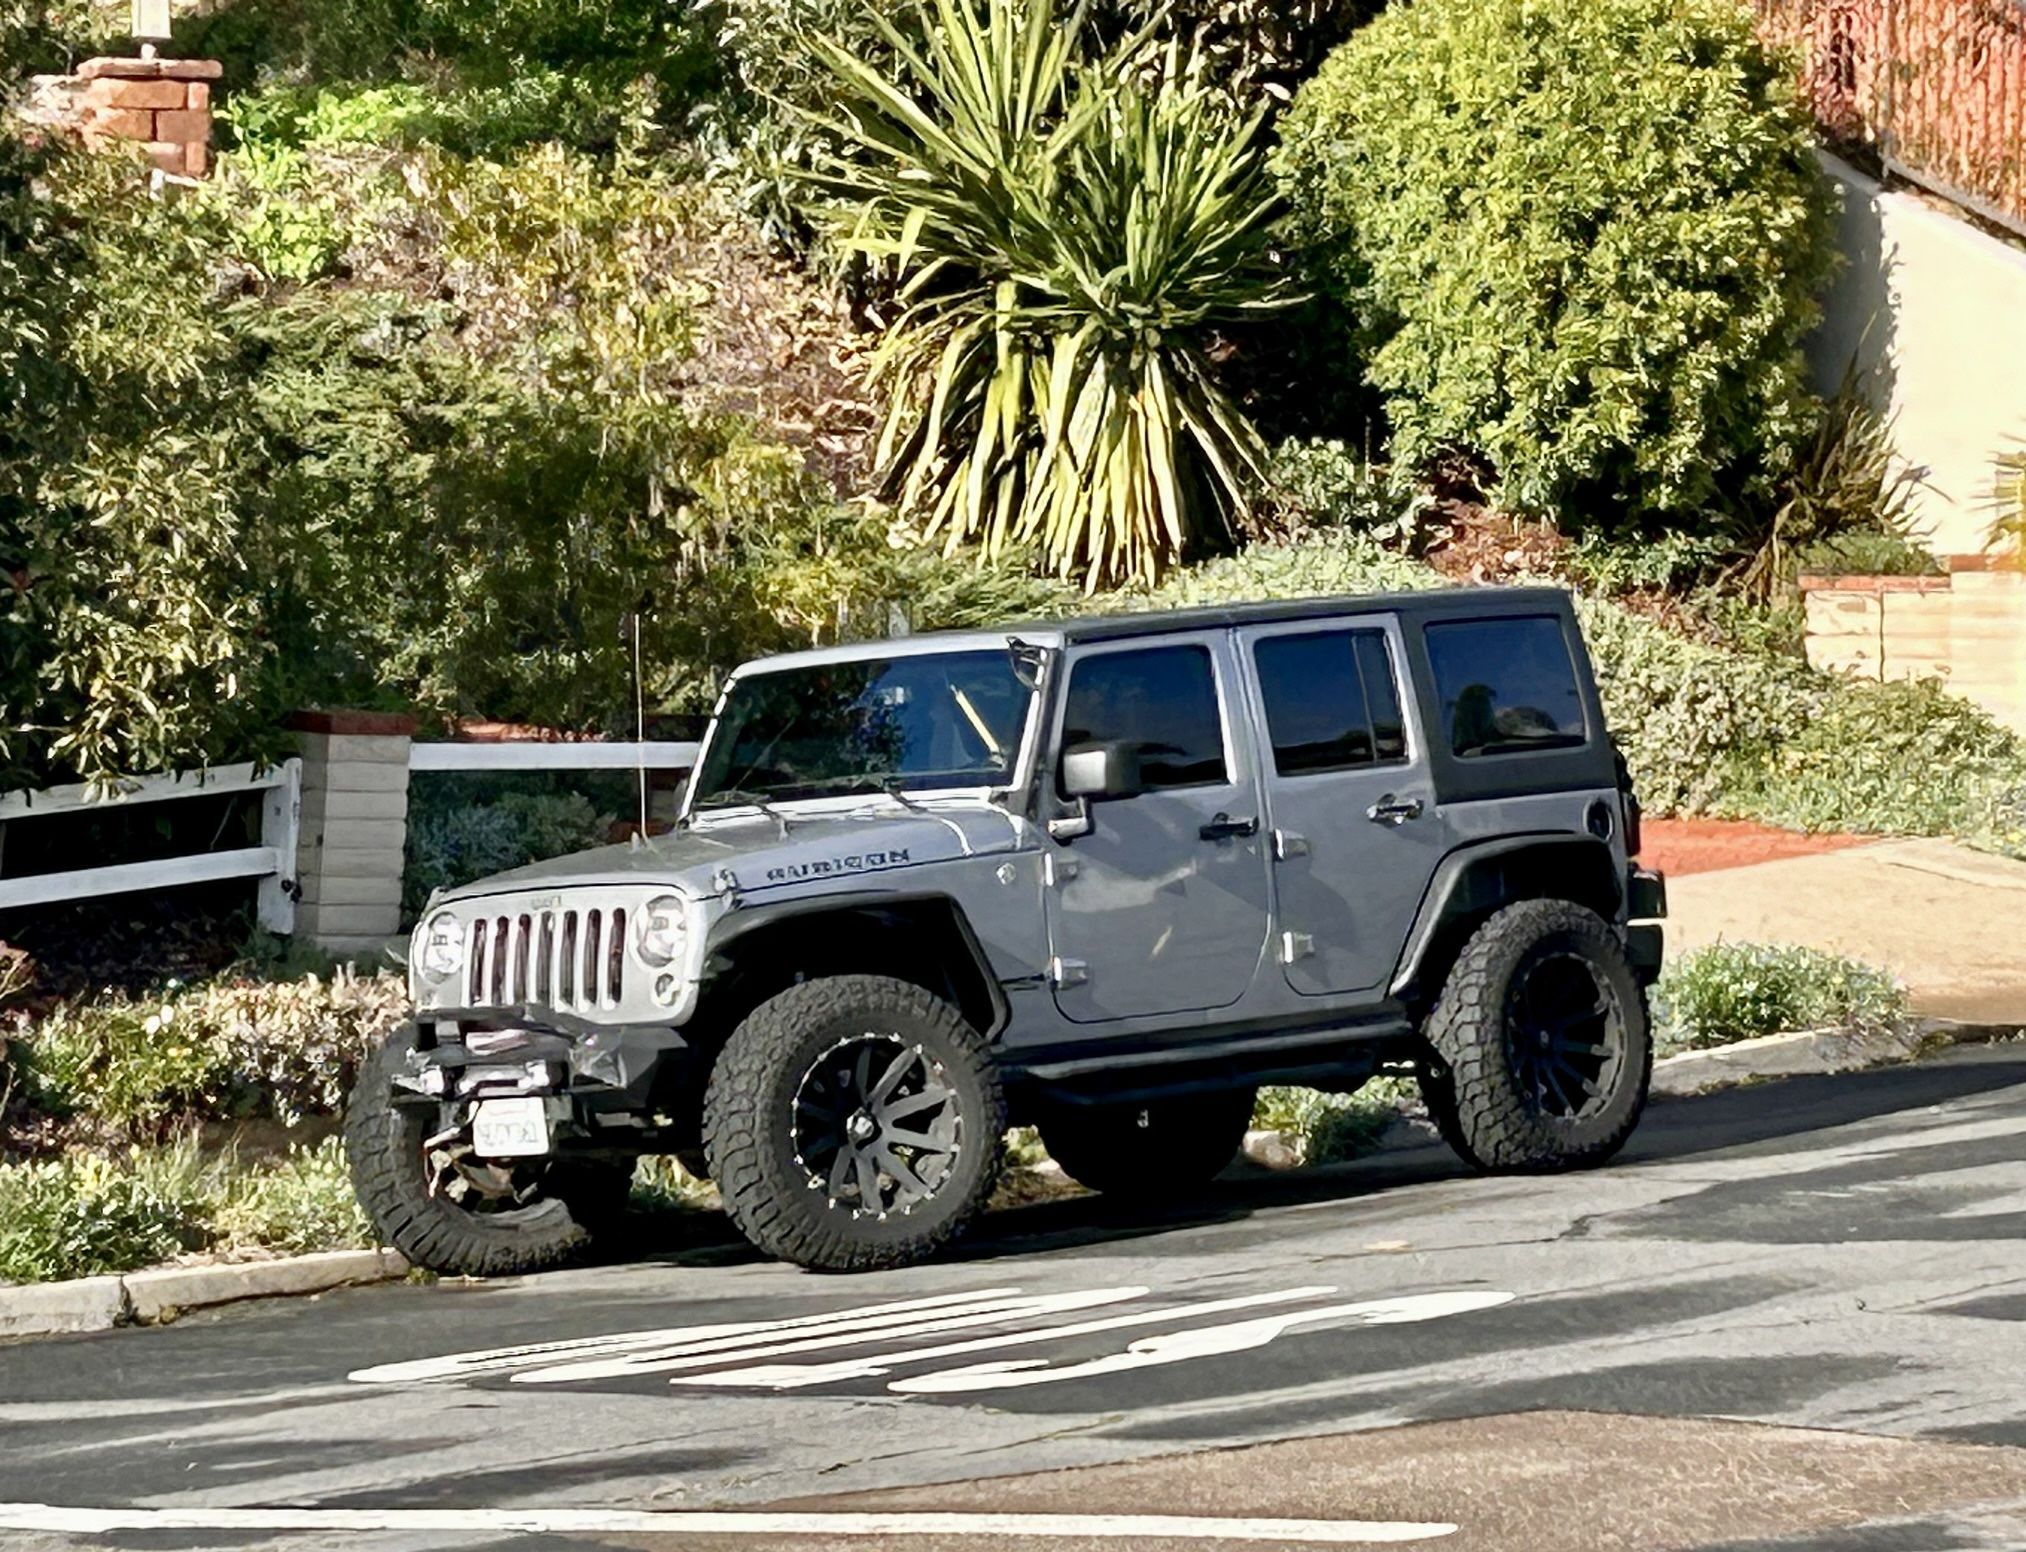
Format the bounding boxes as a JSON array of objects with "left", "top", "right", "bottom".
[{"left": 1020, "top": 584, "right": 1576, "bottom": 646}]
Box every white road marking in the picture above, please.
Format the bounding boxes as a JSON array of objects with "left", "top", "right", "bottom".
[
  {"left": 678, "top": 1286, "right": 1335, "bottom": 1390},
  {"left": 351, "top": 1283, "right": 1520, "bottom": 1399},
  {"left": 890, "top": 1291, "right": 1517, "bottom": 1394},
  {"left": 508, "top": 1286, "right": 1150, "bottom": 1385},
  {"left": 0, "top": 1503, "right": 1457, "bottom": 1543},
  {"left": 351, "top": 1287, "right": 1061, "bottom": 1384}
]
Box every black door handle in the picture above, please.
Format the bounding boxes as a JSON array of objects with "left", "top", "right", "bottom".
[
  {"left": 1367, "top": 794, "right": 1425, "bottom": 825},
  {"left": 1199, "top": 812, "right": 1260, "bottom": 841}
]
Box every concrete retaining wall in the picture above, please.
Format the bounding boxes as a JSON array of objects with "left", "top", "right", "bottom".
[{"left": 1803, "top": 565, "right": 2026, "bottom": 733}]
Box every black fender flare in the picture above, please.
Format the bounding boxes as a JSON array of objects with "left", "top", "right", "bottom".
[
  {"left": 703, "top": 889, "right": 1012, "bottom": 1037},
  {"left": 1390, "top": 834, "right": 1623, "bottom": 1001}
]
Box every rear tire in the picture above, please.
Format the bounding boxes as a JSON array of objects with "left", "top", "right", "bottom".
[
  {"left": 345, "top": 1025, "right": 614, "bottom": 1276},
  {"left": 1423, "top": 900, "right": 1651, "bottom": 1172},
  {"left": 1036, "top": 1089, "right": 1255, "bottom": 1199},
  {"left": 703, "top": 975, "right": 1004, "bottom": 1272}
]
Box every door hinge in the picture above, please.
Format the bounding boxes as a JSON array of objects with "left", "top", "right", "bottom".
[
  {"left": 1048, "top": 956, "right": 1089, "bottom": 987},
  {"left": 1280, "top": 931, "right": 1315, "bottom": 963},
  {"left": 1044, "top": 854, "right": 1080, "bottom": 887},
  {"left": 1272, "top": 829, "right": 1309, "bottom": 860}
]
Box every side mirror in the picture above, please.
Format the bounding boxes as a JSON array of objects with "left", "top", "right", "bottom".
[{"left": 1060, "top": 741, "right": 1143, "bottom": 803}]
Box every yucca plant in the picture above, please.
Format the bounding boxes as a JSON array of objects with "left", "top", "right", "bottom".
[
  {"left": 796, "top": 0, "right": 1290, "bottom": 588},
  {"left": 1993, "top": 442, "right": 2026, "bottom": 563}
]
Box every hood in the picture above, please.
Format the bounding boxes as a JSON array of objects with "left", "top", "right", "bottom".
[{"left": 435, "top": 800, "right": 1027, "bottom": 904}]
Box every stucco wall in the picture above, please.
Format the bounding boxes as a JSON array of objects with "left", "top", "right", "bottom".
[{"left": 1810, "top": 152, "right": 2026, "bottom": 560}]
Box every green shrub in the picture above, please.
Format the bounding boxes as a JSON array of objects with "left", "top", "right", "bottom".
[
  {"left": 215, "top": 1138, "right": 373, "bottom": 1255},
  {"left": 1274, "top": 0, "right": 1837, "bottom": 525},
  {"left": 0, "top": 1143, "right": 216, "bottom": 1283},
  {"left": 1253, "top": 1079, "right": 1409, "bottom": 1165},
  {"left": 1654, "top": 943, "right": 1906, "bottom": 1056},
  {"left": 1263, "top": 439, "right": 1429, "bottom": 548},
  {"left": 404, "top": 790, "right": 611, "bottom": 917},
  {"left": 20, "top": 968, "right": 410, "bottom": 1133},
  {"left": 802, "top": 0, "right": 1288, "bottom": 586}
]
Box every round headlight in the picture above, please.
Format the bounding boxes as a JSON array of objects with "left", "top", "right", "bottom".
[
  {"left": 635, "top": 894, "right": 687, "bottom": 967},
  {"left": 417, "top": 911, "right": 465, "bottom": 981}
]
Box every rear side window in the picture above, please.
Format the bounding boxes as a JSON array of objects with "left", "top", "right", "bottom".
[
  {"left": 1062, "top": 645, "right": 1227, "bottom": 791},
  {"left": 1424, "top": 616, "right": 1587, "bottom": 757},
  {"left": 1253, "top": 629, "right": 1407, "bottom": 776}
]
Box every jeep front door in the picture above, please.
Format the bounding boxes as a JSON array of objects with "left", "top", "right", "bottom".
[
  {"left": 1240, "top": 617, "right": 1443, "bottom": 998},
  {"left": 1043, "top": 638, "right": 1271, "bottom": 1023}
]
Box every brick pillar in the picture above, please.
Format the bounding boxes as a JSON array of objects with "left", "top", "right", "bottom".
[
  {"left": 290, "top": 710, "right": 416, "bottom": 956},
  {"left": 73, "top": 56, "right": 221, "bottom": 178}
]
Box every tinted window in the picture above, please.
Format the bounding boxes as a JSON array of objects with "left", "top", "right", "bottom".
[
  {"left": 1424, "top": 616, "right": 1587, "bottom": 757},
  {"left": 692, "top": 650, "right": 1031, "bottom": 806},
  {"left": 1253, "top": 629, "right": 1407, "bottom": 776},
  {"left": 1062, "top": 645, "right": 1227, "bottom": 791}
]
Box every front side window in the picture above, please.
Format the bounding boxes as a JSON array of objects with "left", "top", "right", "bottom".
[
  {"left": 691, "top": 650, "right": 1031, "bottom": 807},
  {"left": 1424, "top": 616, "right": 1588, "bottom": 758},
  {"left": 1253, "top": 628, "right": 1408, "bottom": 777},
  {"left": 1061, "top": 645, "right": 1227, "bottom": 792}
]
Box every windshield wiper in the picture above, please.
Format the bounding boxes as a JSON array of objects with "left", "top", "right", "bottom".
[{"left": 694, "top": 787, "right": 796, "bottom": 837}]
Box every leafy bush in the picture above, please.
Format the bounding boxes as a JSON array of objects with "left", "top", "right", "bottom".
[
  {"left": 1263, "top": 439, "right": 1429, "bottom": 548},
  {"left": 802, "top": 0, "right": 1288, "bottom": 586},
  {"left": 1274, "top": 0, "right": 1838, "bottom": 525},
  {"left": 21, "top": 968, "right": 410, "bottom": 1132},
  {"left": 0, "top": 1136, "right": 375, "bottom": 1282},
  {"left": 214, "top": 1138, "right": 373, "bottom": 1255},
  {"left": 0, "top": 1143, "right": 214, "bottom": 1283},
  {"left": 1252, "top": 1079, "right": 1409, "bottom": 1166},
  {"left": 404, "top": 790, "right": 610, "bottom": 917},
  {"left": 1654, "top": 943, "right": 1906, "bottom": 1056}
]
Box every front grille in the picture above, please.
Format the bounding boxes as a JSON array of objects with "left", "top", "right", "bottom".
[{"left": 466, "top": 905, "right": 627, "bottom": 1012}]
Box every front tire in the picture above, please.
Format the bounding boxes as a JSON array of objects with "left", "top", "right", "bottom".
[
  {"left": 703, "top": 975, "right": 1004, "bottom": 1272},
  {"left": 344, "top": 1025, "right": 620, "bottom": 1277},
  {"left": 1423, "top": 900, "right": 1651, "bottom": 1172},
  {"left": 1036, "top": 1089, "right": 1255, "bottom": 1199}
]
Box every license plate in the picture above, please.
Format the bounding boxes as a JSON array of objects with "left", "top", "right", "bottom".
[{"left": 470, "top": 1097, "right": 550, "bottom": 1158}]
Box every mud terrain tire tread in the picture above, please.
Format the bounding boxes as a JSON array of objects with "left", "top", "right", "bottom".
[
  {"left": 703, "top": 975, "right": 1004, "bottom": 1273},
  {"left": 1423, "top": 899, "right": 1651, "bottom": 1173},
  {"left": 344, "top": 1025, "right": 596, "bottom": 1277}
]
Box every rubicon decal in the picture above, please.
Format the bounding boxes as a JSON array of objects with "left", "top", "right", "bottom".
[{"left": 765, "top": 848, "right": 911, "bottom": 883}]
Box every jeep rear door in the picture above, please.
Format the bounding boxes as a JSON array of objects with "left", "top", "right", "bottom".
[
  {"left": 1238, "top": 616, "right": 1445, "bottom": 998},
  {"left": 1042, "top": 635, "right": 1272, "bottom": 1023}
]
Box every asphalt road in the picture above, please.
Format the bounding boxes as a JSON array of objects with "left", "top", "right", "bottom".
[{"left": 3, "top": 1043, "right": 2025, "bottom": 1552}]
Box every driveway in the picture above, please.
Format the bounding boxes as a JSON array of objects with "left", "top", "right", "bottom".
[{"left": 4, "top": 1043, "right": 2025, "bottom": 1550}]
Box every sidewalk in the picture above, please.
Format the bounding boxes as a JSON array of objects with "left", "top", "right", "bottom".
[{"left": 1654, "top": 822, "right": 2026, "bottom": 1023}]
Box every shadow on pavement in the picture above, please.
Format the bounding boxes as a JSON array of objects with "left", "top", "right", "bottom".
[{"left": 614, "top": 1046, "right": 2026, "bottom": 1271}]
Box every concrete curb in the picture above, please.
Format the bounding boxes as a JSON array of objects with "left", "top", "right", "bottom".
[
  {"left": 1649, "top": 1017, "right": 2019, "bottom": 1098},
  {"left": 0, "top": 1247, "right": 408, "bottom": 1342}
]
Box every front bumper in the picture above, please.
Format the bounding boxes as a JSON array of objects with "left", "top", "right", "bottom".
[{"left": 407, "top": 1005, "right": 690, "bottom": 1114}]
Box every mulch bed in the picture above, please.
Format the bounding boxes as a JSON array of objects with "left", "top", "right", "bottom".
[{"left": 1639, "top": 817, "right": 1874, "bottom": 877}]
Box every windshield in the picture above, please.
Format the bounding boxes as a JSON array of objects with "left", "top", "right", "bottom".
[{"left": 690, "top": 650, "right": 1033, "bottom": 809}]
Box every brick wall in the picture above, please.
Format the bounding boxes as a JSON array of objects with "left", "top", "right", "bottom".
[
  {"left": 1802, "top": 563, "right": 2026, "bottom": 733},
  {"left": 25, "top": 56, "right": 220, "bottom": 178}
]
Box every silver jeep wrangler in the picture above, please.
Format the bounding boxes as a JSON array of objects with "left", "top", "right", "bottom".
[{"left": 346, "top": 587, "right": 1666, "bottom": 1273}]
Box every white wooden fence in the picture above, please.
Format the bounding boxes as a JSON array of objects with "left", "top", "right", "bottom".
[
  {"left": 0, "top": 760, "right": 302, "bottom": 933},
  {"left": 0, "top": 738, "right": 703, "bottom": 948},
  {"left": 407, "top": 741, "right": 699, "bottom": 774}
]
